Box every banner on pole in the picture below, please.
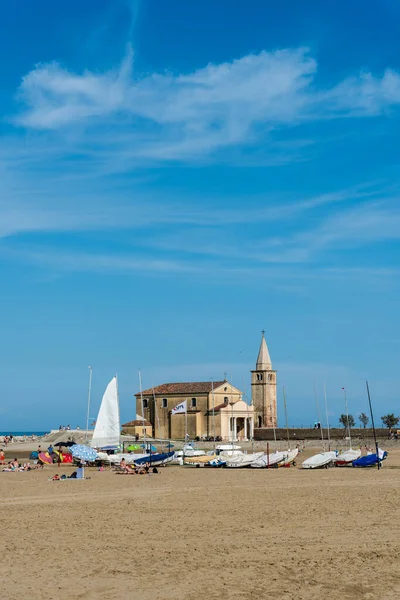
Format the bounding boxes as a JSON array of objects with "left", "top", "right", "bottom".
[{"left": 172, "top": 400, "right": 187, "bottom": 415}]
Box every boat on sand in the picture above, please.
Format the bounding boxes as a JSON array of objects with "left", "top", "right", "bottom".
[
  {"left": 251, "top": 451, "right": 285, "bottom": 468},
  {"left": 336, "top": 448, "right": 361, "bottom": 466},
  {"left": 301, "top": 451, "right": 337, "bottom": 469}
]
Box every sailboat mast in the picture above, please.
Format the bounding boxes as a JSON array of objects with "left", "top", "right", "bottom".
[
  {"left": 313, "top": 381, "right": 324, "bottom": 447},
  {"left": 323, "top": 382, "right": 331, "bottom": 451},
  {"left": 283, "top": 386, "right": 289, "bottom": 449},
  {"left": 185, "top": 398, "right": 188, "bottom": 442},
  {"left": 366, "top": 381, "right": 380, "bottom": 470},
  {"left": 115, "top": 373, "right": 121, "bottom": 450},
  {"left": 343, "top": 388, "right": 352, "bottom": 449},
  {"left": 85, "top": 366, "right": 93, "bottom": 443},
  {"left": 153, "top": 387, "right": 164, "bottom": 451},
  {"left": 138, "top": 370, "right": 147, "bottom": 453}
]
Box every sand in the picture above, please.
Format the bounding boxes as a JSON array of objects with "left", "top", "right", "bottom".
[{"left": 1, "top": 448, "right": 400, "bottom": 600}]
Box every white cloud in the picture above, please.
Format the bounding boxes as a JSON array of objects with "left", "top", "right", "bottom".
[{"left": 12, "top": 47, "right": 400, "bottom": 161}]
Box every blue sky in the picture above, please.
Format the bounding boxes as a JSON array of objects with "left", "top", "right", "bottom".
[{"left": 1, "top": 0, "right": 400, "bottom": 431}]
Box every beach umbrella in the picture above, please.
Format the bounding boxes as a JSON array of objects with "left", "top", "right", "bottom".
[
  {"left": 70, "top": 444, "right": 98, "bottom": 462},
  {"left": 39, "top": 452, "right": 53, "bottom": 465},
  {"left": 140, "top": 444, "right": 157, "bottom": 452}
]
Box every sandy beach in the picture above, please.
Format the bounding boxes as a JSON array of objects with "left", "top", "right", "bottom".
[{"left": 1, "top": 447, "right": 400, "bottom": 600}]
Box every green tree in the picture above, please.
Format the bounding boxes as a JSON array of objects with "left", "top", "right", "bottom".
[
  {"left": 339, "top": 414, "right": 355, "bottom": 429},
  {"left": 359, "top": 413, "right": 369, "bottom": 428},
  {"left": 381, "top": 414, "right": 399, "bottom": 429}
]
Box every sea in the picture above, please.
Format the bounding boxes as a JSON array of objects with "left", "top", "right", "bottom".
[{"left": 0, "top": 431, "right": 48, "bottom": 437}]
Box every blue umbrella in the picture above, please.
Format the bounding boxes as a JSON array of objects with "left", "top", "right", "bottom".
[
  {"left": 70, "top": 444, "right": 98, "bottom": 462},
  {"left": 140, "top": 444, "right": 157, "bottom": 452}
]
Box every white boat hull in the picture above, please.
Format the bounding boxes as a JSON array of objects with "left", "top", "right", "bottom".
[
  {"left": 302, "top": 451, "right": 337, "bottom": 469},
  {"left": 336, "top": 449, "right": 361, "bottom": 466},
  {"left": 225, "top": 452, "right": 265, "bottom": 468},
  {"left": 251, "top": 451, "right": 286, "bottom": 468}
]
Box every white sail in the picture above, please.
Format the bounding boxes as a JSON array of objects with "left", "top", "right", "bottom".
[{"left": 91, "top": 377, "right": 120, "bottom": 449}]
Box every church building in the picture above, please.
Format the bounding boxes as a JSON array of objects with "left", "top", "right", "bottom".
[
  {"left": 251, "top": 331, "right": 277, "bottom": 428},
  {"left": 135, "top": 332, "right": 277, "bottom": 440}
]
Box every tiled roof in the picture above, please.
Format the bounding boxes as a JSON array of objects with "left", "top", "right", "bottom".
[
  {"left": 136, "top": 381, "right": 227, "bottom": 397},
  {"left": 207, "top": 402, "right": 229, "bottom": 412},
  {"left": 122, "top": 420, "right": 151, "bottom": 427}
]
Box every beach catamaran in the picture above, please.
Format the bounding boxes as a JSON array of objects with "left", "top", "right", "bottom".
[{"left": 91, "top": 376, "right": 174, "bottom": 466}]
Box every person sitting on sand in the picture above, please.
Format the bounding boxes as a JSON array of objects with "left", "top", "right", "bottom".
[
  {"left": 12, "top": 458, "right": 19, "bottom": 469},
  {"left": 52, "top": 474, "right": 60, "bottom": 481},
  {"left": 119, "top": 459, "right": 135, "bottom": 473}
]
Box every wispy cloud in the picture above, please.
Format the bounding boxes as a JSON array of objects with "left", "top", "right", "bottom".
[
  {"left": 12, "top": 47, "right": 400, "bottom": 161},
  {"left": 2, "top": 46, "right": 400, "bottom": 286}
]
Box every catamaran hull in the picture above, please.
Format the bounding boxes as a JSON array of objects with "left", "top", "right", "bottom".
[
  {"left": 226, "top": 452, "right": 265, "bottom": 468},
  {"left": 277, "top": 448, "right": 299, "bottom": 467},
  {"left": 352, "top": 452, "right": 388, "bottom": 467},
  {"left": 134, "top": 451, "right": 175, "bottom": 466},
  {"left": 302, "top": 451, "right": 337, "bottom": 469},
  {"left": 251, "top": 452, "right": 286, "bottom": 468},
  {"left": 336, "top": 449, "right": 362, "bottom": 466}
]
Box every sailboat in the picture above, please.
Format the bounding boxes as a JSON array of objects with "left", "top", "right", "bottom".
[
  {"left": 302, "top": 383, "right": 337, "bottom": 469},
  {"left": 92, "top": 377, "right": 174, "bottom": 466},
  {"left": 91, "top": 377, "right": 120, "bottom": 450},
  {"left": 336, "top": 389, "right": 361, "bottom": 466},
  {"left": 277, "top": 387, "right": 298, "bottom": 467}
]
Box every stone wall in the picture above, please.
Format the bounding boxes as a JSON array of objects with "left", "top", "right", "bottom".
[{"left": 254, "top": 427, "right": 390, "bottom": 441}]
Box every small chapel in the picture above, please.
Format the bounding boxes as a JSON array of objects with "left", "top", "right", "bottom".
[{"left": 133, "top": 332, "right": 277, "bottom": 440}]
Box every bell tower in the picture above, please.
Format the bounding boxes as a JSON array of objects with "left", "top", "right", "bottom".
[{"left": 251, "top": 331, "right": 277, "bottom": 428}]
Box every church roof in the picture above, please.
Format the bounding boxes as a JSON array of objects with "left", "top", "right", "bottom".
[
  {"left": 136, "top": 381, "right": 227, "bottom": 397},
  {"left": 256, "top": 331, "right": 272, "bottom": 370}
]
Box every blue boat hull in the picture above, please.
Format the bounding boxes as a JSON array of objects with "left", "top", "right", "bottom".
[
  {"left": 134, "top": 451, "right": 175, "bottom": 466},
  {"left": 352, "top": 452, "right": 388, "bottom": 467}
]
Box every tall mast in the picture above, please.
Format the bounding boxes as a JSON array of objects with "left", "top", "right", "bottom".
[
  {"left": 366, "top": 381, "right": 380, "bottom": 470},
  {"left": 343, "top": 387, "right": 352, "bottom": 449},
  {"left": 323, "top": 382, "right": 331, "bottom": 451},
  {"left": 313, "top": 381, "right": 324, "bottom": 448},
  {"left": 115, "top": 373, "right": 121, "bottom": 449},
  {"left": 153, "top": 386, "right": 163, "bottom": 452},
  {"left": 85, "top": 366, "right": 93, "bottom": 443},
  {"left": 283, "top": 386, "right": 289, "bottom": 449},
  {"left": 138, "top": 370, "right": 147, "bottom": 453}
]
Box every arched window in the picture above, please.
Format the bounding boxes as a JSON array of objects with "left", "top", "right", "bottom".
[
  {"left": 143, "top": 398, "right": 148, "bottom": 409},
  {"left": 191, "top": 397, "right": 197, "bottom": 408},
  {"left": 258, "top": 416, "right": 262, "bottom": 427},
  {"left": 268, "top": 374, "right": 273, "bottom": 381},
  {"left": 224, "top": 396, "right": 229, "bottom": 404},
  {"left": 162, "top": 398, "right": 168, "bottom": 408}
]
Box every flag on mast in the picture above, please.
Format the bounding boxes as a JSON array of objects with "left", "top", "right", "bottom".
[{"left": 172, "top": 400, "right": 187, "bottom": 415}]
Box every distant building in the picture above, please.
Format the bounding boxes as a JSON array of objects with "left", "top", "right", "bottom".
[
  {"left": 121, "top": 419, "right": 152, "bottom": 438},
  {"left": 251, "top": 331, "right": 277, "bottom": 428},
  {"left": 134, "top": 331, "right": 276, "bottom": 439},
  {"left": 135, "top": 380, "right": 254, "bottom": 441}
]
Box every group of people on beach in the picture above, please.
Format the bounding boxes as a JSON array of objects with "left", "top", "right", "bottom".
[
  {"left": 117, "top": 458, "right": 159, "bottom": 475},
  {"left": 1, "top": 457, "right": 40, "bottom": 472}
]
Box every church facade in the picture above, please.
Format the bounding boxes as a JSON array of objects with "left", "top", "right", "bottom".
[{"left": 135, "top": 332, "right": 277, "bottom": 440}]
